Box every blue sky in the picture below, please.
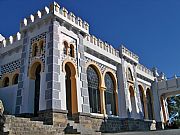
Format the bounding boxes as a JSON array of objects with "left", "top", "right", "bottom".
[{"left": 0, "top": 0, "right": 180, "bottom": 77}]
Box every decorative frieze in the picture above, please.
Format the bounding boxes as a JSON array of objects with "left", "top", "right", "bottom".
[
  {"left": 85, "top": 57, "right": 116, "bottom": 75},
  {"left": 0, "top": 59, "right": 21, "bottom": 75},
  {"left": 29, "top": 32, "right": 46, "bottom": 71}
]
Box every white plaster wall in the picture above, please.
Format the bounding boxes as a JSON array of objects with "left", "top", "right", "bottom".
[
  {"left": 0, "top": 52, "right": 21, "bottom": 66},
  {"left": 83, "top": 39, "right": 121, "bottom": 64},
  {"left": 20, "top": 20, "right": 51, "bottom": 113},
  {"left": 0, "top": 85, "right": 18, "bottom": 114},
  {"left": 59, "top": 72, "right": 66, "bottom": 110},
  {"left": 117, "top": 63, "right": 128, "bottom": 118},
  {"left": 39, "top": 72, "right": 46, "bottom": 111},
  {"left": 58, "top": 25, "right": 83, "bottom": 112},
  {"left": 27, "top": 79, "right": 35, "bottom": 113},
  {"left": 84, "top": 52, "right": 117, "bottom": 71},
  {"left": 123, "top": 61, "right": 138, "bottom": 115}
]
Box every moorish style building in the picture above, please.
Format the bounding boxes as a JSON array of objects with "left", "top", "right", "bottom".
[{"left": 0, "top": 1, "right": 179, "bottom": 134}]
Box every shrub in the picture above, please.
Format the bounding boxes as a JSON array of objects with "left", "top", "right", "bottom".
[{"left": 175, "top": 119, "right": 180, "bottom": 128}]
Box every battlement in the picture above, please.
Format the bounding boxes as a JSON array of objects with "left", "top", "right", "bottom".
[
  {"left": 85, "top": 34, "right": 120, "bottom": 57},
  {"left": 137, "top": 64, "right": 154, "bottom": 77},
  {"left": 0, "top": 32, "right": 21, "bottom": 48},
  {"left": 20, "top": 6, "right": 50, "bottom": 29},
  {"left": 120, "top": 45, "right": 139, "bottom": 63},
  {"left": 20, "top": 1, "right": 89, "bottom": 34}
]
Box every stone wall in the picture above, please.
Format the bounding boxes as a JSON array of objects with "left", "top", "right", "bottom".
[{"left": 75, "top": 113, "right": 156, "bottom": 133}]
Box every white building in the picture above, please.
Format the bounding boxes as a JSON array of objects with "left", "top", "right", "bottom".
[{"left": 0, "top": 1, "right": 176, "bottom": 133}]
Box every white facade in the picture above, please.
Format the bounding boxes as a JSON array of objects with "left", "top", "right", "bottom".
[{"left": 0, "top": 2, "right": 174, "bottom": 128}]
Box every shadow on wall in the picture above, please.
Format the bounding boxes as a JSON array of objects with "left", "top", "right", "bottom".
[
  {"left": 76, "top": 112, "right": 156, "bottom": 133},
  {"left": 0, "top": 85, "right": 18, "bottom": 114},
  {"left": 99, "top": 117, "right": 156, "bottom": 132}
]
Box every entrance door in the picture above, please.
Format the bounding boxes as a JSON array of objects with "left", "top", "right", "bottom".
[
  {"left": 34, "top": 65, "right": 41, "bottom": 116},
  {"left": 65, "top": 64, "right": 72, "bottom": 117}
]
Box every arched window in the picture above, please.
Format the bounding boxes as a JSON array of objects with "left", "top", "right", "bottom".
[
  {"left": 32, "top": 43, "right": 38, "bottom": 57},
  {"left": 127, "top": 68, "right": 133, "bottom": 81},
  {"left": 3, "top": 77, "right": 9, "bottom": 87},
  {"left": 39, "top": 40, "right": 44, "bottom": 54},
  {"left": 105, "top": 72, "right": 116, "bottom": 115},
  {"left": 87, "top": 66, "right": 101, "bottom": 113},
  {"left": 12, "top": 74, "right": 19, "bottom": 85},
  {"left": 146, "top": 89, "right": 153, "bottom": 120},
  {"left": 63, "top": 41, "right": 68, "bottom": 55},
  {"left": 70, "top": 44, "right": 74, "bottom": 57}
]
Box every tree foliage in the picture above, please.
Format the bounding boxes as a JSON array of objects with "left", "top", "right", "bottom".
[{"left": 167, "top": 95, "right": 180, "bottom": 119}]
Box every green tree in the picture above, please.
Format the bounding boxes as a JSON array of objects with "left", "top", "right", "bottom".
[{"left": 167, "top": 95, "right": 180, "bottom": 119}]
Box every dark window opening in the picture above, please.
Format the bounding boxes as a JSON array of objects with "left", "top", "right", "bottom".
[{"left": 87, "top": 66, "right": 101, "bottom": 113}]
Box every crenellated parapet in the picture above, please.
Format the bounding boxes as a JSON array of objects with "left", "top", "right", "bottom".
[
  {"left": 120, "top": 45, "right": 139, "bottom": 64},
  {"left": 0, "top": 32, "right": 21, "bottom": 48},
  {"left": 137, "top": 64, "right": 154, "bottom": 77},
  {"left": 20, "top": 1, "right": 89, "bottom": 34},
  {"left": 20, "top": 6, "right": 50, "bottom": 29},
  {"left": 85, "top": 34, "right": 120, "bottom": 57},
  {"left": 52, "top": 1, "right": 89, "bottom": 34}
]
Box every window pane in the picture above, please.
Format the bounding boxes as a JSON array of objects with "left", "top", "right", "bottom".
[
  {"left": 105, "top": 73, "right": 116, "bottom": 115},
  {"left": 87, "top": 66, "right": 100, "bottom": 113}
]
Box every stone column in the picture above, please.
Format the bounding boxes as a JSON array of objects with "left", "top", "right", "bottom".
[
  {"left": 144, "top": 98, "right": 149, "bottom": 119},
  {"left": 70, "top": 76, "right": 78, "bottom": 114},
  {"left": 45, "top": 20, "right": 61, "bottom": 111},
  {"left": 117, "top": 59, "right": 129, "bottom": 118},
  {"left": 78, "top": 34, "right": 90, "bottom": 113},
  {"left": 161, "top": 96, "right": 167, "bottom": 122},
  {"left": 15, "top": 33, "right": 28, "bottom": 114},
  {"left": 100, "top": 87, "right": 106, "bottom": 114},
  {"left": 133, "top": 64, "right": 143, "bottom": 119},
  {"left": 151, "top": 80, "right": 164, "bottom": 129}
]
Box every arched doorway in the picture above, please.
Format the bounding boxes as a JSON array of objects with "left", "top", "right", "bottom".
[
  {"left": 105, "top": 72, "right": 116, "bottom": 115},
  {"left": 3, "top": 77, "right": 9, "bottom": 87},
  {"left": 12, "top": 74, "right": 19, "bottom": 85},
  {"left": 129, "top": 86, "right": 136, "bottom": 118},
  {"left": 146, "top": 89, "right": 154, "bottom": 120},
  {"left": 138, "top": 85, "right": 146, "bottom": 119},
  {"left": 65, "top": 62, "right": 78, "bottom": 118},
  {"left": 87, "top": 65, "right": 101, "bottom": 113},
  {"left": 34, "top": 64, "right": 41, "bottom": 116}
]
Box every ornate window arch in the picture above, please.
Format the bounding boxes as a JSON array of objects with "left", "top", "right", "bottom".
[
  {"left": 32, "top": 43, "right": 38, "bottom": 57},
  {"left": 3, "top": 77, "right": 9, "bottom": 87},
  {"left": 12, "top": 74, "right": 19, "bottom": 85},
  {"left": 87, "top": 65, "right": 101, "bottom": 113},
  {"left": 29, "top": 60, "right": 43, "bottom": 80},
  {"left": 127, "top": 67, "right": 133, "bottom": 81},
  {"left": 39, "top": 40, "right": 44, "bottom": 54},
  {"left": 105, "top": 72, "right": 116, "bottom": 115},
  {"left": 70, "top": 44, "right": 75, "bottom": 58},
  {"left": 63, "top": 41, "right": 68, "bottom": 55}
]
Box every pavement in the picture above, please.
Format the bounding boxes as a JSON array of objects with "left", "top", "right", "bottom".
[{"left": 102, "top": 129, "right": 180, "bottom": 135}]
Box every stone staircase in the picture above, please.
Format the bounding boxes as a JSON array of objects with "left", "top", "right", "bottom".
[
  {"left": 4, "top": 115, "right": 64, "bottom": 135},
  {"left": 2, "top": 115, "right": 101, "bottom": 135},
  {"left": 64, "top": 120, "right": 81, "bottom": 134},
  {"left": 65, "top": 119, "right": 101, "bottom": 135}
]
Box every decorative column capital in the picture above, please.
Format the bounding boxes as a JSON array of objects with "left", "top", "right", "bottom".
[{"left": 100, "top": 86, "right": 106, "bottom": 91}]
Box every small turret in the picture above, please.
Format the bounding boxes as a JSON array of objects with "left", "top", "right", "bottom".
[
  {"left": 0, "top": 34, "right": 5, "bottom": 42},
  {"left": 152, "top": 67, "right": 159, "bottom": 77}
]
